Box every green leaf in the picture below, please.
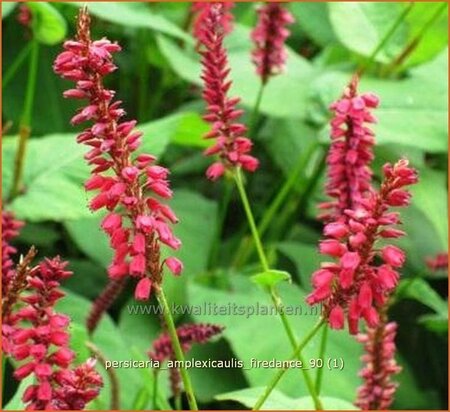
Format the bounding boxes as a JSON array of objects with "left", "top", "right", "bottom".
[
  {"left": 411, "top": 168, "right": 448, "bottom": 248},
  {"left": 403, "top": 3, "right": 448, "bottom": 67},
  {"left": 28, "top": 2, "right": 67, "bottom": 45},
  {"left": 189, "top": 276, "right": 362, "bottom": 401},
  {"left": 277, "top": 242, "right": 323, "bottom": 288},
  {"left": 329, "top": 3, "right": 408, "bottom": 63},
  {"left": 68, "top": 322, "right": 91, "bottom": 364},
  {"left": 418, "top": 313, "right": 448, "bottom": 335},
  {"left": 2, "top": 3, "right": 16, "bottom": 19},
  {"left": 216, "top": 387, "right": 357, "bottom": 410},
  {"left": 259, "top": 119, "right": 318, "bottom": 176},
  {"left": 397, "top": 278, "right": 448, "bottom": 316},
  {"left": 290, "top": 3, "right": 337, "bottom": 47},
  {"left": 65, "top": 215, "right": 113, "bottom": 267},
  {"left": 3, "top": 134, "right": 91, "bottom": 221},
  {"left": 3, "top": 376, "right": 34, "bottom": 410},
  {"left": 251, "top": 270, "right": 291, "bottom": 288},
  {"left": 68, "top": 2, "right": 191, "bottom": 43}
]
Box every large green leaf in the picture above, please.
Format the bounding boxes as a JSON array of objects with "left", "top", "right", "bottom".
[
  {"left": 290, "top": 3, "right": 337, "bottom": 47},
  {"left": 315, "top": 49, "right": 448, "bottom": 153},
  {"left": 216, "top": 387, "right": 357, "bottom": 410},
  {"left": 403, "top": 3, "right": 448, "bottom": 67},
  {"left": 277, "top": 242, "right": 323, "bottom": 289},
  {"left": 157, "top": 23, "right": 314, "bottom": 119},
  {"left": 28, "top": 2, "right": 67, "bottom": 45},
  {"left": 397, "top": 278, "right": 448, "bottom": 317},
  {"left": 329, "top": 3, "right": 408, "bottom": 63},
  {"left": 67, "top": 2, "right": 191, "bottom": 43},
  {"left": 2, "top": 2, "right": 16, "bottom": 19},
  {"left": 188, "top": 276, "right": 362, "bottom": 402},
  {"left": 410, "top": 168, "right": 448, "bottom": 248},
  {"left": 3, "top": 376, "right": 34, "bottom": 410}
]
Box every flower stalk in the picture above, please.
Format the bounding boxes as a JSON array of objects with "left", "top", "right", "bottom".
[
  {"left": 10, "top": 39, "right": 39, "bottom": 200},
  {"left": 154, "top": 287, "right": 199, "bottom": 411}
]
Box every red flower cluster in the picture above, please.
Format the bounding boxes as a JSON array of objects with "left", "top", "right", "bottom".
[
  {"left": 192, "top": 2, "right": 234, "bottom": 47},
  {"left": 307, "top": 159, "right": 418, "bottom": 333},
  {"left": 17, "top": 4, "right": 32, "bottom": 27},
  {"left": 149, "top": 323, "right": 224, "bottom": 396},
  {"left": 319, "top": 77, "right": 379, "bottom": 221},
  {"left": 197, "top": 3, "right": 259, "bottom": 180},
  {"left": 355, "top": 321, "right": 401, "bottom": 410},
  {"left": 251, "top": 3, "right": 294, "bottom": 84},
  {"left": 149, "top": 323, "right": 224, "bottom": 363},
  {"left": 426, "top": 252, "right": 448, "bottom": 272},
  {"left": 2, "top": 211, "right": 24, "bottom": 288},
  {"left": 3, "top": 257, "right": 102, "bottom": 410},
  {"left": 54, "top": 8, "right": 182, "bottom": 300}
]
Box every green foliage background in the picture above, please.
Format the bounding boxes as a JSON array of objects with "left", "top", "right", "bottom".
[{"left": 2, "top": 2, "right": 448, "bottom": 410}]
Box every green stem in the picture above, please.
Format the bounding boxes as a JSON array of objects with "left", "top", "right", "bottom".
[
  {"left": 387, "top": 2, "right": 447, "bottom": 72},
  {"left": 234, "top": 168, "right": 322, "bottom": 409},
  {"left": 3, "top": 42, "right": 33, "bottom": 90},
  {"left": 359, "top": 2, "right": 415, "bottom": 74},
  {"left": 234, "top": 168, "right": 270, "bottom": 272},
  {"left": 248, "top": 82, "right": 265, "bottom": 137},
  {"left": 208, "top": 178, "right": 234, "bottom": 270},
  {"left": 315, "top": 324, "right": 328, "bottom": 395},
  {"left": 252, "top": 319, "right": 325, "bottom": 411},
  {"left": 270, "top": 289, "right": 323, "bottom": 410},
  {"left": 155, "top": 287, "right": 198, "bottom": 411},
  {"left": 233, "top": 143, "right": 319, "bottom": 268},
  {"left": 266, "top": 148, "right": 326, "bottom": 244},
  {"left": 175, "top": 393, "right": 182, "bottom": 410},
  {"left": 9, "top": 39, "right": 39, "bottom": 200}
]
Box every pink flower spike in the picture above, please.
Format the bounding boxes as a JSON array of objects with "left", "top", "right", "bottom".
[
  {"left": 197, "top": 3, "right": 258, "bottom": 179},
  {"left": 165, "top": 257, "right": 183, "bottom": 276},
  {"left": 54, "top": 7, "right": 181, "bottom": 309},
  {"left": 251, "top": 3, "right": 294, "bottom": 83},
  {"left": 135, "top": 277, "right": 152, "bottom": 301}
]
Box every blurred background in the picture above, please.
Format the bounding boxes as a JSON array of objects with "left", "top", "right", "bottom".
[{"left": 2, "top": 2, "right": 448, "bottom": 410}]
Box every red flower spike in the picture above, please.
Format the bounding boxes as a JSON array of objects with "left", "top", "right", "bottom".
[
  {"left": 197, "top": 3, "right": 259, "bottom": 180},
  {"left": 307, "top": 159, "right": 418, "bottom": 333},
  {"left": 320, "top": 76, "right": 379, "bottom": 221},
  {"left": 54, "top": 7, "right": 182, "bottom": 300},
  {"left": 355, "top": 321, "right": 401, "bottom": 410},
  {"left": 2, "top": 211, "right": 24, "bottom": 290},
  {"left": 192, "top": 2, "right": 234, "bottom": 48},
  {"left": 251, "top": 3, "right": 295, "bottom": 84},
  {"left": 425, "top": 252, "right": 448, "bottom": 272},
  {"left": 4, "top": 254, "right": 103, "bottom": 410}
]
